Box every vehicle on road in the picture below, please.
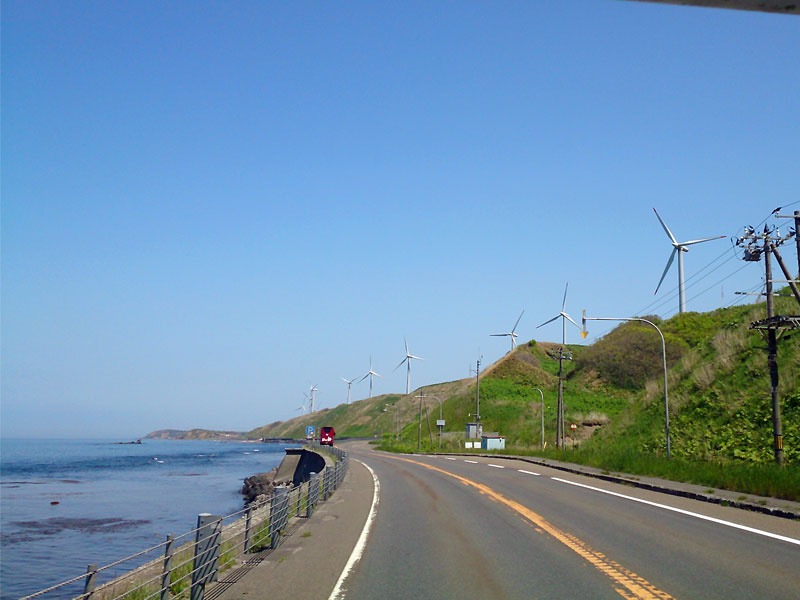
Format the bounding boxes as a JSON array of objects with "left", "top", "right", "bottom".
[{"left": 320, "top": 426, "right": 335, "bottom": 446}]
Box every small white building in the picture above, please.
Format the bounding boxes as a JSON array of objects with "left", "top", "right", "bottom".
[{"left": 481, "top": 434, "right": 505, "bottom": 450}]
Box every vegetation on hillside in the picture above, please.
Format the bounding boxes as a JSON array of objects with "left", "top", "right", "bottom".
[{"left": 242, "top": 297, "right": 799, "bottom": 499}]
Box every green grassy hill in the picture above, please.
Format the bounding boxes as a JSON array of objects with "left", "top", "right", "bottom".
[
  {"left": 245, "top": 296, "right": 799, "bottom": 498},
  {"left": 248, "top": 297, "right": 799, "bottom": 464}
]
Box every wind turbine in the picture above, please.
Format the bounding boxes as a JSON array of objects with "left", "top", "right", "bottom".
[
  {"left": 653, "top": 208, "right": 725, "bottom": 313},
  {"left": 537, "top": 282, "right": 581, "bottom": 451},
  {"left": 358, "top": 357, "right": 382, "bottom": 399},
  {"left": 394, "top": 338, "right": 425, "bottom": 395},
  {"left": 341, "top": 376, "right": 358, "bottom": 405},
  {"left": 491, "top": 310, "right": 525, "bottom": 351},
  {"left": 306, "top": 385, "right": 318, "bottom": 413}
]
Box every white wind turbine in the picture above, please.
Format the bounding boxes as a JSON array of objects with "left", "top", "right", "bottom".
[
  {"left": 358, "top": 357, "right": 382, "bottom": 399},
  {"left": 491, "top": 310, "right": 525, "bottom": 351},
  {"left": 341, "top": 376, "right": 358, "bottom": 405},
  {"left": 653, "top": 208, "right": 725, "bottom": 314},
  {"left": 306, "top": 384, "right": 318, "bottom": 413},
  {"left": 394, "top": 338, "right": 425, "bottom": 395}
]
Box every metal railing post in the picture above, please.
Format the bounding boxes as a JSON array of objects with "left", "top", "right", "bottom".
[
  {"left": 243, "top": 507, "right": 253, "bottom": 553},
  {"left": 269, "top": 487, "right": 289, "bottom": 549},
  {"left": 296, "top": 482, "right": 303, "bottom": 516},
  {"left": 190, "top": 513, "right": 221, "bottom": 600},
  {"left": 161, "top": 535, "right": 174, "bottom": 600},
  {"left": 83, "top": 564, "right": 97, "bottom": 600},
  {"left": 307, "top": 472, "right": 317, "bottom": 517}
]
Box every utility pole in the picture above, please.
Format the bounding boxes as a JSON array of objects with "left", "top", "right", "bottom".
[
  {"left": 736, "top": 223, "right": 799, "bottom": 467},
  {"left": 475, "top": 357, "right": 482, "bottom": 436},
  {"left": 546, "top": 347, "right": 572, "bottom": 450},
  {"left": 417, "top": 391, "right": 423, "bottom": 451},
  {"left": 764, "top": 240, "right": 783, "bottom": 466}
]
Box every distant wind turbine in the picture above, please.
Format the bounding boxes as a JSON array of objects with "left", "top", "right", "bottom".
[
  {"left": 306, "top": 385, "right": 318, "bottom": 413},
  {"left": 491, "top": 310, "right": 525, "bottom": 351},
  {"left": 341, "top": 376, "right": 358, "bottom": 405},
  {"left": 358, "top": 357, "right": 382, "bottom": 399},
  {"left": 393, "top": 338, "right": 425, "bottom": 395},
  {"left": 653, "top": 208, "right": 725, "bottom": 313}
]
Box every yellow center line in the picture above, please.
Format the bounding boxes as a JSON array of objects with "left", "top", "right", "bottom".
[{"left": 384, "top": 455, "right": 676, "bottom": 600}]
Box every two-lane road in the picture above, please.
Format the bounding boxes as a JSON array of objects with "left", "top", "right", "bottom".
[{"left": 334, "top": 444, "right": 800, "bottom": 600}]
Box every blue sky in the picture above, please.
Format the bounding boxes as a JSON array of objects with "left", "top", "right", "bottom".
[{"left": 2, "top": 1, "right": 798, "bottom": 438}]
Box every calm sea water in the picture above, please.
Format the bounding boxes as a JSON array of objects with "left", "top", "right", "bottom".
[{"left": 0, "top": 438, "right": 294, "bottom": 600}]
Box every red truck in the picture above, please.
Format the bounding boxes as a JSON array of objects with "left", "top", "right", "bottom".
[{"left": 320, "top": 426, "right": 335, "bottom": 446}]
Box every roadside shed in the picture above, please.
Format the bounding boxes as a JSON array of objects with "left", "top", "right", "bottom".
[{"left": 481, "top": 434, "right": 505, "bottom": 450}]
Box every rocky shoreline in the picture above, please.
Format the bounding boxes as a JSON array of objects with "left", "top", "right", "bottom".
[{"left": 241, "top": 467, "right": 279, "bottom": 504}]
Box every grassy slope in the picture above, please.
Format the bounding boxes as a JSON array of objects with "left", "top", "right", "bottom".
[{"left": 245, "top": 298, "right": 799, "bottom": 498}]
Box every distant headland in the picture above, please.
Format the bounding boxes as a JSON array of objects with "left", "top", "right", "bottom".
[{"left": 144, "top": 429, "right": 246, "bottom": 441}]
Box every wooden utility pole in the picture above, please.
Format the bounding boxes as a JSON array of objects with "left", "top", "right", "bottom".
[
  {"left": 737, "top": 222, "right": 799, "bottom": 466},
  {"left": 763, "top": 240, "right": 784, "bottom": 467}
]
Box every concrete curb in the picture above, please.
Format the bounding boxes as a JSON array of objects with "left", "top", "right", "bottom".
[{"left": 434, "top": 452, "right": 800, "bottom": 521}]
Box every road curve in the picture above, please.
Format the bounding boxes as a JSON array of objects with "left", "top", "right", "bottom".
[{"left": 335, "top": 442, "right": 800, "bottom": 600}]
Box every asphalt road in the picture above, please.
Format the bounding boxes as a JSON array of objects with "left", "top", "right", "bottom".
[{"left": 336, "top": 442, "right": 800, "bottom": 600}]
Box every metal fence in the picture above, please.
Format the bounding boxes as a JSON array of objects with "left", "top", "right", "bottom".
[{"left": 19, "top": 447, "right": 349, "bottom": 600}]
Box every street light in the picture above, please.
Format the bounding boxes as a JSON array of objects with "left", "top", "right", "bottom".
[
  {"left": 531, "top": 387, "right": 545, "bottom": 449},
  {"left": 581, "top": 311, "right": 671, "bottom": 459}
]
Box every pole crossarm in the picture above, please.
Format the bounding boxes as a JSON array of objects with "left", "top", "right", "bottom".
[{"left": 749, "top": 315, "right": 800, "bottom": 331}]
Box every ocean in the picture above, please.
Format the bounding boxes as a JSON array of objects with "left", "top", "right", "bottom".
[{"left": 0, "top": 438, "right": 294, "bottom": 600}]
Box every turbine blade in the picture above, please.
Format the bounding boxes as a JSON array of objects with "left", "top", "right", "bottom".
[
  {"left": 681, "top": 235, "right": 726, "bottom": 246},
  {"left": 512, "top": 310, "right": 524, "bottom": 333},
  {"left": 409, "top": 354, "right": 424, "bottom": 361},
  {"left": 394, "top": 357, "right": 408, "bottom": 371},
  {"left": 561, "top": 283, "right": 569, "bottom": 312},
  {"left": 404, "top": 338, "right": 409, "bottom": 355},
  {"left": 564, "top": 313, "right": 581, "bottom": 328},
  {"left": 490, "top": 333, "right": 509, "bottom": 337},
  {"left": 654, "top": 248, "right": 677, "bottom": 295},
  {"left": 537, "top": 315, "right": 560, "bottom": 328},
  {"left": 374, "top": 371, "right": 383, "bottom": 378},
  {"left": 653, "top": 208, "right": 678, "bottom": 244}
]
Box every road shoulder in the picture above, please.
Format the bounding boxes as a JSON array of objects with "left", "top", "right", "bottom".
[{"left": 211, "top": 455, "right": 375, "bottom": 600}]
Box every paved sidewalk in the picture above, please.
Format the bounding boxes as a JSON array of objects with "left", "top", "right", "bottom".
[{"left": 209, "top": 457, "right": 375, "bottom": 600}]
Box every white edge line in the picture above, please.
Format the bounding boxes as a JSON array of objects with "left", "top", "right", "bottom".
[
  {"left": 444, "top": 457, "right": 457, "bottom": 460},
  {"left": 550, "top": 476, "right": 800, "bottom": 547},
  {"left": 464, "top": 460, "right": 478, "bottom": 464},
  {"left": 328, "top": 460, "right": 380, "bottom": 600},
  {"left": 488, "top": 464, "right": 504, "bottom": 469},
  {"left": 518, "top": 469, "right": 540, "bottom": 476}
]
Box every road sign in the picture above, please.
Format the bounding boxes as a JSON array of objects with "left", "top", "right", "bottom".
[
  {"left": 306, "top": 426, "right": 315, "bottom": 439},
  {"left": 436, "top": 420, "right": 445, "bottom": 427},
  {"left": 570, "top": 423, "right": 577, "bottom": 431}
]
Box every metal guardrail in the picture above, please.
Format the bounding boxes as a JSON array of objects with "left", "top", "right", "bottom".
[{"left": 19, "top": 447, "right": 349, "bottom": 600}]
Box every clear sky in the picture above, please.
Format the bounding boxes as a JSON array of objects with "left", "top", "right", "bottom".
[{"left": 2, "top": 1, "right": 798, "bottom": 438}]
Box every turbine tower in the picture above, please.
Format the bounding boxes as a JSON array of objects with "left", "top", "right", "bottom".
[
  {"left": 653, "top": 208, "right": 725, "bottom": 313},
  {"left": 341, "top": 376, "right": 358, "bottom": 405},
  {"left": 306, "top": 384, "right": 318, "bottom": 413},
  {"left": 358, "top": 357, "right": 382, "bottom": 399},
  {"left": 491, "top": 310, "right": 525, "bottom": 351},
  {"left": 537, "top": 282, "right": 581, "bottom": 451},
  {"left": 394, "top": 338, "right": 425, "bottom": 395}
]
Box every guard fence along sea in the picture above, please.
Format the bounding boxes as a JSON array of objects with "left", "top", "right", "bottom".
[{"left": 0, "top": 438, "right": 296, "bottom": 599}]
